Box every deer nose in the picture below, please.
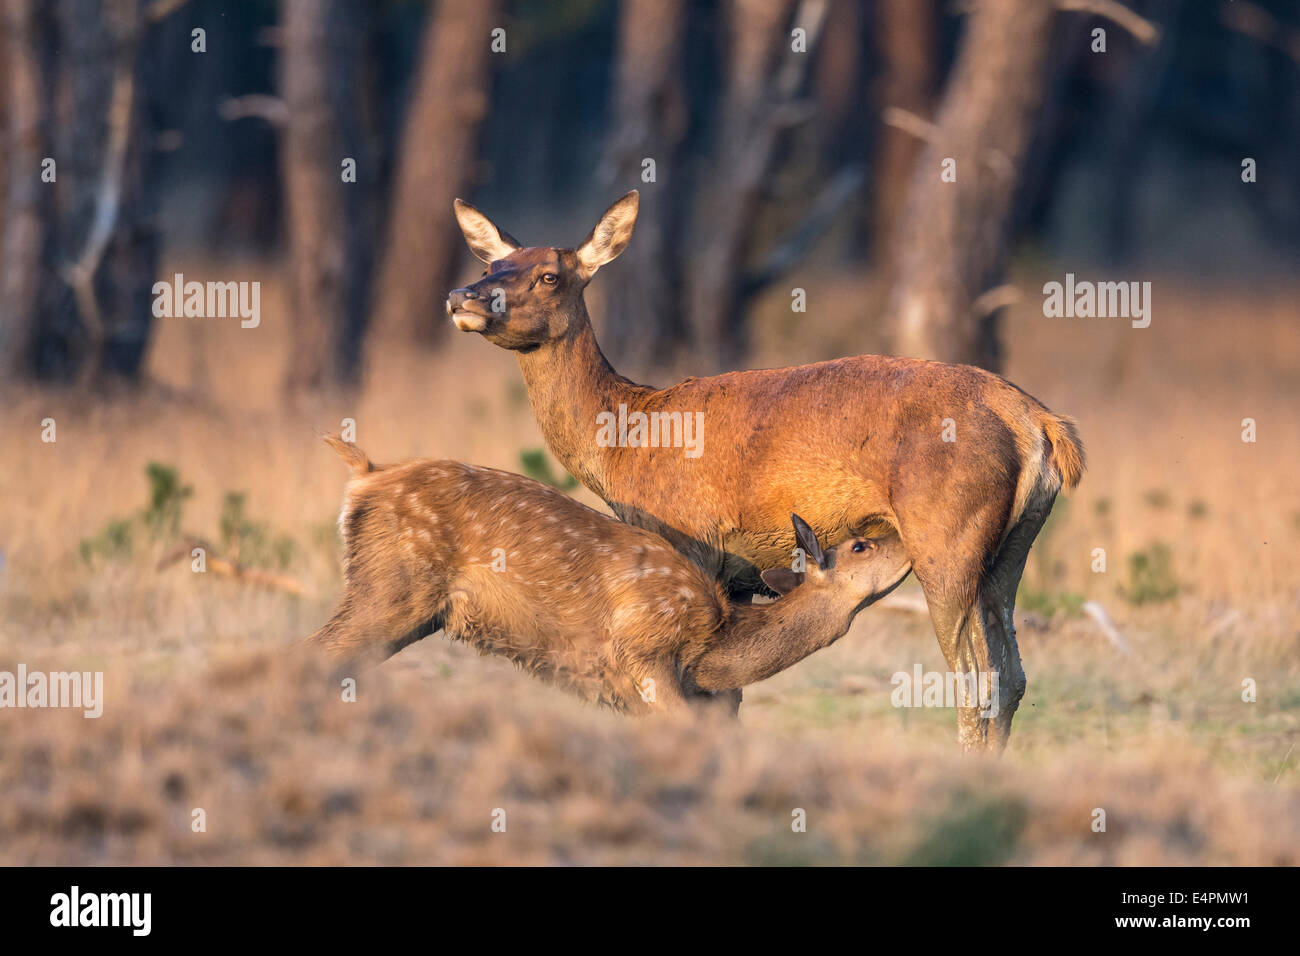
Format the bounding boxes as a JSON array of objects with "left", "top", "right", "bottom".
[
  {"left": 446, "top": 288, "right": 479, "bottom": 311},
  {"left": 446, "top": 287, "right": 489, "bottom": 331}
]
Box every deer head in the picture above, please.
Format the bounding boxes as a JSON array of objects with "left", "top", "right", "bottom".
[
  {"left": 446, "top": 191, "right": 639, "bottom": 350},
  {"left": 760, "top": 513, "right": 911, "bottom": 611}
]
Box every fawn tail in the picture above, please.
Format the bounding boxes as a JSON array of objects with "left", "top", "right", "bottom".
[{"left": 322, "top": 434, "right": 374, "bottom": 475}]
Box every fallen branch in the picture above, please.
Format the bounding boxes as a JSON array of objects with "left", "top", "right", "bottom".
[
  {"left": 155, "top": 538, "right": 215, "bottom": 571},
  {"left": 156, "top": 539, "right": 306, "bottom": 596},
  {"left": 1081, "top": 600, "right": 1134, "bottom": 655},
  {"left": 205, "top": 558, "right": 305, "bottom": 596}
]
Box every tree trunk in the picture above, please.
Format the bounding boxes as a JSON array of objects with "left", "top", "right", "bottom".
[
  {"left": 99, "top": 0, "right": 161, "bottom": 380},
  {"left": 369, "top": 0, "right": 496, "bottom": 347},
  {"left": 2, "top": 0, "right": 156, "bottom": 385},
  {"left": 886, "top": 0, "right": 1056, "bottom": 370},
  {"left": 0, "top": 0, "right": 50, "bottom": 380},
  {"left": 280, "top": 0, "right": 357, "bottom": 393},
  {"left": 869, "top": 0, "right": 936, "bottom": 259},
  {"left": 686, "top": 0, "right": 800, "bottom": 370},
  {"left": 597, "top": 0, "right": 690, "bottom": 375}
]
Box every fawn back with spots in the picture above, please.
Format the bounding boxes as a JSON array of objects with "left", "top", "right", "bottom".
[{"left": 304, "top": 436, "right": 910, "bottom": 714}]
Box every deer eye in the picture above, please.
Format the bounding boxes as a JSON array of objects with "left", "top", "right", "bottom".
[
  {"left": 852, "top": 541, "right": 867, "bottom": 553},
  {"left": 541, "top": 273, "right": 558, "bottom": 284}
]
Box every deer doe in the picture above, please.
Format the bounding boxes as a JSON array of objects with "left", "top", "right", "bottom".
[
  {"left": 304, "top": 436, "right": 911, "bottom": 713},
  {"left": 446, "top": 191, "right": 1086, "bottom": 750}
]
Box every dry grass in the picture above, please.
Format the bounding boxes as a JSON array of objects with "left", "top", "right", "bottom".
[{"left": 0, "top": 257, "right": 1296, "bottom": 864}]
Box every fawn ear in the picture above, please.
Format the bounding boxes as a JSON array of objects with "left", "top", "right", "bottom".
[
  {"left": 454, "top": 199, "right": 522, "bottom": 264},
  {"left": 791, "top": 513, "right": 827, "bottom": 570},
  {"left": 576, "top": 191, "right": 639, "bottom": 278},
  {"left": 761, "top": 567, "right": 804, "bottom": 596}
]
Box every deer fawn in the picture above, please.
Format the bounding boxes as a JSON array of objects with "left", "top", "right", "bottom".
[
  {"left": 303, "top": 436, "right": 911, "bottom": 713},
  {"left": 446, "top": 191, "right": 1085, "bottom": 749}
]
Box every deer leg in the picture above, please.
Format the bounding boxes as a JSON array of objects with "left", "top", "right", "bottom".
[
  {"left": 909, "top": 488, "right": 1057, "bottom": 751},
  {"left": 715, "top": 689, "right": 743, "bottom": 716},
  {"left": 977, "top": 487, "right": 1058, "bottom": 743},
  {"left": 620, "top": 659, "right": 693, "bottom": 715},
  {"left": 916, "top": 581, "right": 1009, "bottom": 751},
  {"left": 896, "top": 479, "right": 1015, "bottom": 750},
  {"left": 302, "top": 597, "right": 441, "bottom": 673}
]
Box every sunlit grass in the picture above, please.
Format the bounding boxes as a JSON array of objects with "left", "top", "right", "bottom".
[{"left": 0, "top": 263, "right": 1296, "bottom": 863}]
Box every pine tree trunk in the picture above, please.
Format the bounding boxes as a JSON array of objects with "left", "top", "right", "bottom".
[
  {"left": 370, "top": 0, "right": 497, "bottom": 347},
  {"left": 687, "top": 0, "right": 797, "bottom": 370},
  {"left": 1, "top": 0, "right": 155, "bottom": 384},
  {"left": 886, "top": 0, "right": 1055, "bottom": 370},
  {"left": 281, "top": 0, "right": 354, "bottom": 393},
  {"left": 870, "top": 0, "right": 936, "bottom": 258},
  {"left": 0, "top": 0, "right": 49, "bottom": 380},
  {"left": 598, "top": 0, "right": 689, "bottom": 375}
]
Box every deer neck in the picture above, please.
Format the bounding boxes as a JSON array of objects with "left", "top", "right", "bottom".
[
  {"left": 515, "top": 304, "right": 642, "bottom": 494},
  {"left": 727, "top": 587, "right": 858, "bottom": 650}
]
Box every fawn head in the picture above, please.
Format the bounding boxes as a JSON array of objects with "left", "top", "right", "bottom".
[
  {"left": 761, "top": 514, "right": 911, "bottom": 610},
  {"left": 446, "top": 191, "right": 639, "bottom": 350}
]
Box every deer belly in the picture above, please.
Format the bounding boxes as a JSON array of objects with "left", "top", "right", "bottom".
[{"left": 441, "top": 591, "right": 619, "bottom": 705}]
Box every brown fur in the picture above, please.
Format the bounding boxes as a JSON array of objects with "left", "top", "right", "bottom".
[
  {"left": 322, "top": 434, "right": 372, "bottom": 475},
  {"left": 1041, "top": 412, "right": 1084, "bottom": 489},
  {"left": 304, "top": 438, "right": 911, "bottom": 714},
  {"left": 447, "top": 193, "right": 1086, "bottom": 748}
]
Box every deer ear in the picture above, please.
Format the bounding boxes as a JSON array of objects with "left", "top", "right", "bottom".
[
  {"left": 761, "top": 567, "right": 804, "bottom": 596},
  {"left": 791, "top": 513, "right": 827, "bottom": 570},
  {"left": 454, "top": 198, "right": 521, "bottom": 264},
  {"left": 576, "top": 190, "right": 639, "bottom": 278}
]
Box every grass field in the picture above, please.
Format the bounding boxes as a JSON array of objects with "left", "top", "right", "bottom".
[{"left": 1, "top": 259, "right": 1296, "bottom": 864}]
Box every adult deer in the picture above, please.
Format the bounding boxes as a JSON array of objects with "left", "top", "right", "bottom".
[{"left": 446, "top": 191, "right": 1084, "bottom": 750}]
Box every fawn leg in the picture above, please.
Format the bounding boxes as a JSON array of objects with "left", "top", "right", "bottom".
[{"left": 303, "top": 597, "right": 441, "bottom": 673}]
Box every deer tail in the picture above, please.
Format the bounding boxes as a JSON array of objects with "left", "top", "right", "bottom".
[
  {"left": 322, "top": 434, "right": 373, "bottom": 476},
  {"left": 1040, "top": 412, "right": 1085, "bottom": 490}
]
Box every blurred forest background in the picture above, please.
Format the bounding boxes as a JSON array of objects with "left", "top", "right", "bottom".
[{"left": 1, "top": 0, "right": 1298, "bottom": 388}]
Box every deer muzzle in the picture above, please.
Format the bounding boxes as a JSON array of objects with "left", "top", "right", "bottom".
[{"left": 446, "top": 287, "right": 490, "bottom": 332}]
